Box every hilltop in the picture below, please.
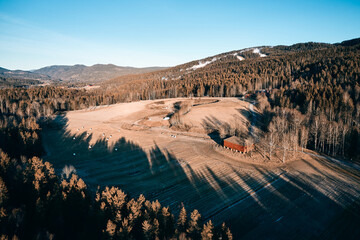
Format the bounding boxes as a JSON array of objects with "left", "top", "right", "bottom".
[{"left": 105, "top": 38, "right": 359, "bottom": 87}]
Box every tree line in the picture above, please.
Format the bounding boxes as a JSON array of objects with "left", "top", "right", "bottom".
[{"left": 257, "top": 97, "right": 358, "bottom": 162}]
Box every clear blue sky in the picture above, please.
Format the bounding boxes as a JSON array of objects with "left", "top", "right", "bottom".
[{"left": 1, "top": 0, "right": 360, "bottom": 70}]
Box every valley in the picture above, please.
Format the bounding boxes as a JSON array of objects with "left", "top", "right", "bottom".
[{"left": 1, "top": 34, "right": 360, "bottom": 239}]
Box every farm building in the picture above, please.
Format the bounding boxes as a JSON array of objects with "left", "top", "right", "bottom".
[{"left": 223, "top": 136, "right": 254, "bottom": 153}]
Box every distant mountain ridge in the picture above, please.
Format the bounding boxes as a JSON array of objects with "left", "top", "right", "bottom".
[
  {"left": 0, "top": 67, "right": 51, "bottom": 80},
  {"left": 33, "top": 64, "right": 167, "bottom": 83},
  {"left": 0, "top": 67, "right": 52, "bottom": 88}
]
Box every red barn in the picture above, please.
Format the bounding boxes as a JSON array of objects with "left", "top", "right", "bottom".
[{"left": 223, "top": 136, "right": 254, "bottom": 153}]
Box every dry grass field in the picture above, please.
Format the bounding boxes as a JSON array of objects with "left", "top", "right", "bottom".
[{"left": 42, "top": 97, "right": 360, "bottom": 239}]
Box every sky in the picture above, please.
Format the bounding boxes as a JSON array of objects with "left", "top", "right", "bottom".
[{"left": 0, "top": 0, "right": 360, "bottom": 70}]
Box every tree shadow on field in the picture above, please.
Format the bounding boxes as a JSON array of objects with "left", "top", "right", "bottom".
[
  {"left": 201, "top": 115, "right": 250, "bottom": 144},
  {"left": 41, "top": 114, "right": 360, "bottom": 240},
  {"left": 207, "top": 157, "right": 360, "bottom": 240},
  {"left": 208, "top": 131, "right": 222, "bottom": 145},
  {"left": 237, "top": 108, "right": 263, "bottom": 135},
  {"left": 43, "top": 115, "right": 249, "bottom": 217}
]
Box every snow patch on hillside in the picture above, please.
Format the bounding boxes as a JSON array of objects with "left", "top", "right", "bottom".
[
  {"left": 252, "top": 48, "right": 260, "bottom": 54},
  {"left": 187, "top": 57, "right": 217, "bottom": 71},
  {"left": 237, "top": 56, "right": 245, "bottom": 61},
  {"left": 253, "top": 48, "right": 267, "bottom": 57},
  {"left": 231, "top": 50, "right": 247, "bottom": 61},
  {"left": 185, "top": 46, "right": 268, "bottom": 72}
]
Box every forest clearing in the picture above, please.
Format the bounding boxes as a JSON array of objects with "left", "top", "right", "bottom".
[{"left": 41, "top": 97, "right": 360, "bottom": 239}]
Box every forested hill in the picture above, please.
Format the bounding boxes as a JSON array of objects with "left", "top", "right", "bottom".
[
  {"left": 0, "top": 67, "right": 52, "bottom": 88},
  {"left": 102, "top": 38, "right": 360, "bottom": 120},
  {"left": 106, "top": 39, "right": 348, "bottom": 85},
  {"left": 101, "top": 38, "right": 360, "bottom": 159},
  {"left": 0, "top": 64, "right": 167, "bottom": 87},
  {"left": 33, "top": 64, "right": 167, "bottom": 83}
]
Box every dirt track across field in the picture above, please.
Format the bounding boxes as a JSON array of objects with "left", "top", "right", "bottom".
[{"left": 42, "top": 97, "right": 360, "bottom": 239}]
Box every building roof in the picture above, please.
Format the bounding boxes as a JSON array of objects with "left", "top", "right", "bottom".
[{"left": 224, "top": 136, "right": 252, "bottom": 146}]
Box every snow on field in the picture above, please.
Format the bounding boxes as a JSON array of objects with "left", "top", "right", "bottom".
[{"left": 187, "top": 57, "right": 217, "bottom": 71}]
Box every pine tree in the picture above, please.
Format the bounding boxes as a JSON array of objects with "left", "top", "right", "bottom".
[
  {"left": 187, "top": 209, "right": 202, "bottom": 239},
  {"left": 142, "top": 220, "right": 152, "bottom": 240},
  {"left": 106, "top": 219, "right": 116, "bottom": 237},
  {"left": 177, "top": 206, "right": 187, "bottom": 233},
  {"left": 201, "top": 220, "right": 214, "bottom": 240}
]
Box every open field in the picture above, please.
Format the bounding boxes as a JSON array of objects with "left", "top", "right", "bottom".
[{"left": 42, "top": 97, "right": 360, "bottom": 239}]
